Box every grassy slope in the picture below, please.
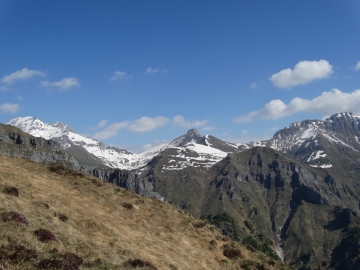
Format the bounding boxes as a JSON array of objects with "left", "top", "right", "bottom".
[{"left": 0, "top": 154, "right": 290, "bottom": 270}]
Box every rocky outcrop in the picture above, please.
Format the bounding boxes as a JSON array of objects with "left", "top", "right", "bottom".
[
  {"left": 0, "top": 124, "right": 79, "bottom": 170},
  {"left": 0, "top": 124, "right": 162, "bottom": 200},
  {"left": 91, "top": 168, "right": 162, "bottom": 199},
  {"left": 141, "top": 146, "right": 360, "bottom": 269}
]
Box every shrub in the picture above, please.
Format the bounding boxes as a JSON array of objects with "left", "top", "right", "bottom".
[
  {"left": 49, "top": 164, "right": 67, "bottom": 175},
  {"left": 2, "top": 211, "right": 28, "bottom": 225},
  {"left": 209, "top": 239, "right": 217, "bottom": 250},
  {"left": 193, "top": 222, "right": 207, "bottom": 228},
  {"left": 38, "top": 252, "right": 83, "bottom": 270},
  {"left": 59, "top": 214, "right": 68, "bottom": 222},
  {"left": 0, "top": 244, "right": 37, "bottom": 263},
  {"left": 54, "top": 212, "right": 68, "bottom": 222},
  {"left": 205, "top": 213, "right": 241, "bottom": 241},
  {"left": 49, "top": 164, "right": 84, "bottom": 178},
  {"left": 243, "top": 235, "right": 280, "bottom": 260},
  {"left": 2, "top": 187, "right": 19, "bottom": 197},
  {"left": 126, "top": 259, "right": 158, "bottom": 269},
  {"left": 244, "top": 220, "right": 254, "bottom": 232},
  {"left": 223, "top": 248, "right": 241, "bottom": 259},
  {"left": 123, "top": 202, "right": 133, "bottom": 210},
  {"left": 34, "top": 229, "right": 57, "bottom": 242}
]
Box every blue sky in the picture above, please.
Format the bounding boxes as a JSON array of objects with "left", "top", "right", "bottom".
[{"left": 1, "top": 0, "right": 360, "bottom": 152}]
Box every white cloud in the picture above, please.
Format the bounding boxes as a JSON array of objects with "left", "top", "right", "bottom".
[
  {"left": 355, "top": 61, "right": 360, "bottom": 71},
  {"left": 203, "top": 126, "right": 214, "bottom": 131},
  {"left": 0, "top": 103, "right": 19, "bottom": 114},
  {"left": 1, "top": 68, "right": 45, "bottom": 85},
  {"left": 234, "top": 89, "right": 360, "bottom": 123},
  {"left": 110, "top": 71, "right": 131, "bottom": 81},
  {"left": 146, "top": 67, "right": 168, "bottom": 74},
  {"left": 242, "top": 130, "right": 248, "bottom": 135},
  {"left": 269, "top": 60, "right": 333, "bottom": 89},
  {"left": 17, "top": 95, "right": 23, "bottom": 101},
  {"left": 88, "top": 120, "right": 108, "bottom": 130},
  {"left": 249, "top": 82, "right": 257, "bottom": 89},
  {"left": 93, "top": 121, "right": 129, "bottom": 140},
  {"left": 93, "top": 116, "right": 170, "bottom": 140},
  {"left": 41, "top": 77, "right": 79, "bottom": 91},
  {"left": 97, "top": 120, "right": 107, "bottom": 128},
  {"left": 128, "top": 116, "right": 169, "bottom": 132},
  {"left": 171, "top": 115, "right": 207, "bottom": 128}
]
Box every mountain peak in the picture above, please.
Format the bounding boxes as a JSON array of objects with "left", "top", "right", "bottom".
[
  {"left": 186, "top": 128, "right": 201, "bottom": 136},
  {"left": 329, "top": 112, "right": 360, "bottom": 121},
  {"left": 168, "top": 128, "right": 202, "bottom": 148},
  {"left": 52, "top": 121, "right": 75, "bottom": 133}
]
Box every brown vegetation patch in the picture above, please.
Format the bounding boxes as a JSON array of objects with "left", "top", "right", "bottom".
[
  {"left": 0, "top": 244, "right": 37, "bottom": 264},
  {"left": 193, "top": 221, "right": 207, "bottom": 228},
  {"left": 126, "top": 258, "right": 158, "bottom": 269},
  {"left": 2, "top": 186, "right": 19, "bottom": 197},
  {"left": 91, "top": 178, "right": 104, "bottom": 187},
  {"left": 38, "top": 252, "right": 83, "bottom": 270},
  {"left": 49, "top": 163, "right": 84, "bottom": 178},
  {"left": 34, "top": 229, "right": 57, "bottom": 242},
  {"left": 83, "top": 258, "right": 102, "bottom": 267},
  {"left": 1, "top": 211, "right": 28, "bottom": 225},
  {"left": 223, "top": 247, "right": 242, "bottom": 259},
  {"left": 54, "top": 212, "right": 69, "bottom": 222},
  {"left": 209, "top": 239, "right": 218, "bottom": 250},
  {"left": 123, "top": 202, "right": 134, "bottom": 209}
]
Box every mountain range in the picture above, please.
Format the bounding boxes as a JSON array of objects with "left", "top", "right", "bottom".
[
  {"left": 7, "top": 116, "right": 246, "bottom": 172},
  {"left": 2, "top": 112, "right": 360, "bottom": 269}
]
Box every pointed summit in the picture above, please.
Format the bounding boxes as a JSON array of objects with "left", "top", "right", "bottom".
[
  {"left": 169, "top": 128, "right": 202, "bottom": 148},
  {"left": 186, "top": 128, "right": 201, "bottom": 137},
  {"left": 52, "top": 121, "right": 75, "bottom": 133}
]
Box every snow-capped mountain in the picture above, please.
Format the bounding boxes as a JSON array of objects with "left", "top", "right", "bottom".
[
  {"left": 7, "top": 117, "right": 139, "bottom": 170},
  {"left": 268, "top": 112, "right": 360, "bottom": 169},
  {"left": 7, "top": 117, "right": 240, "bottom": 171},
  {"left": 8, "top": 112, "right": 359, "bottom": 172}
]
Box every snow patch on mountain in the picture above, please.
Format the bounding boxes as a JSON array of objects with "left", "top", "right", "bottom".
[
  {"left": 310, "top": 163, "right": 333, "bottom": 169},
  {"left": 307, "top": 151, "right": 326, "bottom": 162},
  {"left": 162, "top": 143, "right": 228, "bottom": 171},
  {"left": 7, "top": 118, "right": 234, "bottom": 171},
  {"left": 253, "top": 141, "right": 267, "bottom": 147}
]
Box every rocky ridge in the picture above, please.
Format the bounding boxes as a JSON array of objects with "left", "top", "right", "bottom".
[
  {"left": 0, "top": 124, "right": 79, "bottom": 170},
  {"left": 7, "top": 117, "right": 241, "bottom": 171}
]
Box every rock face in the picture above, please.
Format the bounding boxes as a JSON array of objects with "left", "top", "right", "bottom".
[
  {"left": 269, "top": 112, "right": 360, "bottom": 169},
  {"left": 0, "top": 123, "right": 162, "bottom": 199},
  {"left": 141, "top": 146, "right": 360, "bottom": 269},
  {"left": 91, "top": 168, "right": 162, "bottom": 199},
  {"left": 0, "top": 124, "right": 79, "bottom": 170}
]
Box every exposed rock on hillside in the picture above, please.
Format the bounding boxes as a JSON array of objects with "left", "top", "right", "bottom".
[
  {"left": 0, "top": 124, "right": 79, "bottom": 170},
  {"left": 0, "top": 154, "right": 290, "bottom": 270},
  {"left": 142, "top": 146, "right": 360, "bottom": 269}
]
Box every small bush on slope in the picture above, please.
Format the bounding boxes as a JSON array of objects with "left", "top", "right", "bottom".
[
  {"left": 2, "top": 186, "right": 19, "bottom": 197},
  {"left": 2, "top": 211, "right": 28, "bottom": 225},
  {"left": 34, "top": 229, "right": 57, "bottom": 242},
  {"left": 38, "top": 252, "right": 83, "bottom": 270}
]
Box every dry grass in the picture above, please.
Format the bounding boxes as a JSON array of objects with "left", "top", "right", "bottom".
[{"left": 0, "top": 155, "right": 290, "bottom": 270}]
